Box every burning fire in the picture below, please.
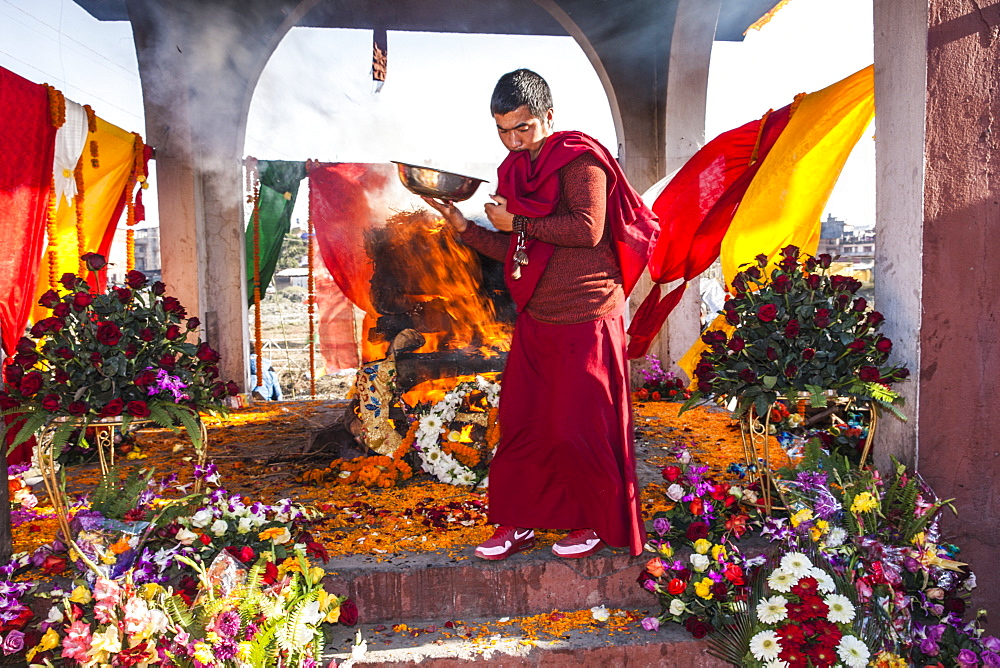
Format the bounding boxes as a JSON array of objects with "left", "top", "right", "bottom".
[
  {"left": 364, "top": 210, "right": 512, "bottom": 361},
  {"left": 402, "top": 372, "right": 501, "bottom": 409}
]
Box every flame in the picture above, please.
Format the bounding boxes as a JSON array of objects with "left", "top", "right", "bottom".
[
  {"left": 363, "top": 210, "right": 512, "bottom": 362},
  {"left": 402, "top": 372, "right": 500, "bottom": 408}
]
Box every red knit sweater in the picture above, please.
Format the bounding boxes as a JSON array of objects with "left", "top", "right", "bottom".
[{"left": 462, "top": 153, "right": 623, "bottom": 324}]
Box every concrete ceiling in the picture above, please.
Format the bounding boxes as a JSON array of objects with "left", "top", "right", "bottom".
[{"left": 73, "top": 0, "right": 779, "bottom": 42}]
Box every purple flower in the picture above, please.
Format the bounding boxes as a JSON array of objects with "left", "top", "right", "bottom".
[
  {"left": 652, "top": 518, "right": 671, "bottom": 536},
  {"left": 957, "top": 649, "right": 979, "bottom": 667},
  {"left": 641, "top": 617, "right": 660, "bottom": 632},
  {"left": 926, "top": 624, "right": 946, "bottom": 642},
  {"left": 985, "top": 637, "right": 1000, "bottom": 653},
  {"left": 919, "top": 638, "right": 939, "bottom": 656},
  {"left": 215, "top": 638, "right": 239, "bottom": 660},
  {"left": 217, "top": 610, "right": 241, "bottom": 637},
  {"left": 1, "top": 630, "right": 24, "bottom": 655},
  {"left": 642, "top": 578, "right": 657, "bottom": 592},
  {"left": 982, "top": 651, "right": 1000, "bottom": 668}
]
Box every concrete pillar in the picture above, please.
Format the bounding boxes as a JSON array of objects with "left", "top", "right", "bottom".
[
  {"left": 875, "top": 0, "right": 1000, "bottom": 627},
  {"left": 659, "top": 0, "right": 721, "bottom": 380},
  {"left": 125, "top": 0, "right": 318, "bottom": 390},
  {"left": 534, "top": 0, "right": 714, "bottom": 379}
]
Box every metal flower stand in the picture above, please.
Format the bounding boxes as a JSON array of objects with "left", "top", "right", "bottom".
[{"left": 35, "top": 413, "right": 209, "bottom": 577}]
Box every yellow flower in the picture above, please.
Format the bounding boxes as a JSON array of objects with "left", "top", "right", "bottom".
[
  {"left": 693, "top": 539, "right": 711, "bottom": 555},
  {"left": 911, "top": 531, "right": 926, "bottom": 546},
  {"left": 279, "top": 557, "right": 304, "bottom": 577},
  {"left": 258, "top": 527, "right": 291, "bottom": 544},
  {"left": 694, "top": 577, "right": 714, "bottom": 600},
  {"left": 26, "top": 627, "right": 60, "bottom": 661},
  {"left": 68, "top": 585, "right": 92, "bottom": 604},
  {"left": 141, "top": 583, "right": 164, "bottom": 600},
  {"left": 206, "top": 631, "right": 221, "bottom": 644},
  {"left": 309, "top": 567, "right": 326, "bottom": 585},
  {"left": 851, "top": 492, "right": 878, "bottom": 514},
  {"left": 237, "top": 642, "right": 253, "bottom": 661},
  {"left": 87, "top": 625, "right": 122, "bottom": 660},
  {"left": 657, "top": 543, "right": 673, "bottom": 559},
  {"left": 711, "top": 544, "right": 728, "bottom": 562},
  {"left": 193, "top": 641, "right": 215, "bottom": 664},
  {"left": 790, "top": 508, "right": 814, "bottom": 527}
]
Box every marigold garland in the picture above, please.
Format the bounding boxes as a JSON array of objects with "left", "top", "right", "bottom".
[
  {"left": 89, "top": 139, "right": 99, "bottom": 169},
  {"left": 44, "top": 174, "right": 59, "bottom": 290},
  {"left": 249, "top": 162, "right": 264, "bottom": 390},
  {"left": 413, "top": 376, "right": 500, "bottom": 486},
  {"left": 43, "top": 84, "right": 65, "bottom": 128},
  {"left": 82, "top": 104, "right": 97, "bottom": 133},
  {"left": 306, "top": 160, "right": 317, "bottom": 397},
  {"left": 74, "top": 159, "right": 86, "bottom": 276}
]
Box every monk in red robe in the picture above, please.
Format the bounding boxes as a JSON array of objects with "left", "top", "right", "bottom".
[{"left": 424, "top": 69, "right": 659, "bottom": 560}]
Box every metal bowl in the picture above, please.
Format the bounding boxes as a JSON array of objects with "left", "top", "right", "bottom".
[{"left": 391, "top": 161, "right": 486, "bottom": 202}]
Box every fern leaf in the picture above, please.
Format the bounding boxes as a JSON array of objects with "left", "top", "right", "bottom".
[{"left": 10, "top": 411, "right": 54, "bottom": 449}]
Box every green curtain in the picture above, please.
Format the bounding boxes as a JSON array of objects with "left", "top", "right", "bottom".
[{"left": 245, "top": 160, "right": 307, "bottom": 306}]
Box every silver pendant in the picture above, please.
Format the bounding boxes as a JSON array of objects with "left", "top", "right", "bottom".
[{"left": 513, "top": 249, "right": 529, "bottom": 266}]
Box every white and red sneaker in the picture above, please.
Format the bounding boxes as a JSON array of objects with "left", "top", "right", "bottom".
[
  {"left": 474, "top": 526, "right": 535, "bottom": 560},
  {"left": 551, "top": 529, "right": 604, "bottom": 558}
]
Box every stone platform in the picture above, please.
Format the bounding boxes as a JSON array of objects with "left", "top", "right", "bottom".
[{"left": 320, "top": 544, "right": 728, "bottom": 666}]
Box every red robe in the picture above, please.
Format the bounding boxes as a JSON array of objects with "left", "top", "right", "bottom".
[{"left": 464, "top": 131, "right": 658, "bottom": 555}]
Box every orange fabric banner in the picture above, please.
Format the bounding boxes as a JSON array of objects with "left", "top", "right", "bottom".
[{"left": 31, "top": 116, "right": 138, "bottom": 323}]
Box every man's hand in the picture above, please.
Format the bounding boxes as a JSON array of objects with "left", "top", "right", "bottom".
[
  {"left": 485, "top": 194, "right": 514, "bottom": 232},
  {"left": 422, "top": 196, "right": 469, "bottom": 233}
]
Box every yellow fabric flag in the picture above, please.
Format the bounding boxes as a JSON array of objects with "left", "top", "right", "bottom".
[
  {"left": 680, "top": 65, "right": 875, "bottom": 382},
  {"left": 32, "top": 116, "right": 136, "bottom": 323},
  {"left": 720, "top": 65, "right": 875, "bottom": 285}
]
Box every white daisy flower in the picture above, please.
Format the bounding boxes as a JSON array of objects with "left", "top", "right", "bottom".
[
  {"left": 767, "top": 568, "right": 796, "bottom": 593},
  {"left": 779, "top": 551, "right": 813, "bottom": 578},
  {"left": 809, "top": 567, "right": 836, "bottom": 593},
  {"left": 763, "top": 661, "right": 789, "bottom": 668},
  {"left": 755, "top": 595, "right": 789, "bottom": 624},
  {"left": 836, "top": 635, "right": 870, "bottom": 668},
  {"left": 419, "top": 414, "right": 444, "bottom": 432},
  {"left": 825, "top": 593, "right": 856, "bottom": 624},
  {"left": 748, "top": 630, "right": 782, "bottom": 662}
]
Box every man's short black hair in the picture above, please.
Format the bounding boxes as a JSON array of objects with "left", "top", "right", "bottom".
[{"left": 490, "top": 69, "right": 553, "bottom": 119}]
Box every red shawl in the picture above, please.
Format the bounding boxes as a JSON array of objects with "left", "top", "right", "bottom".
[{"left": 496, "top": 131, "right": 659, "bottom": 310}]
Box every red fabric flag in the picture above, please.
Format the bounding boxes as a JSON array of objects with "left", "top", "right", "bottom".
[
  {"left": 625, "top": 104, "right": 792, "bottom": 358},
  {"left": 308, "top": 163, "right": 391, "bottom": 317},
  {"left": 0, "top": 68, "right": 56, "bottom": 354}
]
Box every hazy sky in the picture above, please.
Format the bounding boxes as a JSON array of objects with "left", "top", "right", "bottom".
[{"left": 0, "top": 0, "right": 875, "bottom": 227}]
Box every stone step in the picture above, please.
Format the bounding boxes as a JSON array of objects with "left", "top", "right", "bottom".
[
  {"left": 322, "top": 543, "right": 653, "bottom": 625},
  {"left": 322, "top": 610, "right": 728, "bottom": 667}
]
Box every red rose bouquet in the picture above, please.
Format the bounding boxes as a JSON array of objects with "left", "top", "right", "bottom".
[
  {"left": 682, "top": 245, "right": 909, "bottom": 421},
  {"left": 0, "top": 254, "right": 237, "bottom": 453}
]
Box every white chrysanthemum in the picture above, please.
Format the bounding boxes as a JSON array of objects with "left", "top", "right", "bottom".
[
  {"left": 836, "top": 635, "right": 870, "bottom": 668},
  {"left": 825, "top": 526, "right": 847, "bottom": 548},
  {"left": 825, "top": 593, "right": 856, "bottom": 624},
  {"left": 419, "top": 414, "right": 444, "bottom": 434},
  {"left": 763, "top": 661, "right": 789, "bottom": 668},
  {"left": 755, "top": 595, "right": 788, "bottom": 624},
  {"left": 809, "top": 567, "right": 836, "bottom": 593},
  {"left": 748, "top": 630, "right": 782, "bottom": 662},
  {"left": 767, "top": 568, "right": 796, "bottom": 593},
  {"left": 779, "top": 551, "right": 813, "bottom": 578}
]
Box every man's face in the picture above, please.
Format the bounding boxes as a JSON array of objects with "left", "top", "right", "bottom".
[{"left": 494, "top": 105, "right": 553, "bottom": 158}]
